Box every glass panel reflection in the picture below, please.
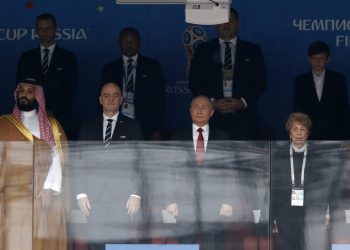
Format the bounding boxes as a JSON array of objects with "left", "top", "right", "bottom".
[
  {"left": 68, "top": 141, "right": 270, "bottom": 250},
  {"left": 2, "top": 140, "right": 350, "bottom": 249}
]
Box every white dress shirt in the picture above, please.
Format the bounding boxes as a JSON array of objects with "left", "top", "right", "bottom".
[
  {"left": 21, "top": 110, "right": 62, "bottom": 193},
  {"left": 312, "top": 70, "right": 325, "bottom": 101},
  {"left": 192, "top": 123, "right": 209, "bottom": 152}
]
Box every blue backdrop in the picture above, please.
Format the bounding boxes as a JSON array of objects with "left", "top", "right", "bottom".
[{"left": 1, "top": 0, "right": 350, "bottom": 138}]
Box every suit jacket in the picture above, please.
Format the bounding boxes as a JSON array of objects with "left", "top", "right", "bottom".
[
  {"left": 189, "top": 38, "right": 267, "bottom": 139},
  {"left": 293, "top": 69, "right": 350, "bottom": 140},
  {"left": 100, "top": 55, "right": 164, "bottom": 139},
  {"left": 171, "top": 127, "right": 238, "bottom": 226},
  {"left": 271, "top": 142, "right": 338, "bottom": 250},
  {"left": 78, "top": 113, "right": 143, "bottom": 141},
  {"left": 74, "top": 113, "right": 143, "bottom": 230},
  {"left": 17, "top": 45, "right": 78, "bottom": 138}
]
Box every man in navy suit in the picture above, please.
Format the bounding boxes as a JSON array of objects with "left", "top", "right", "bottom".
[
  {"left": 100, "top": 27, "right": 164, "bottom": 140},
  {"left": 167, "top": 96, "right": 237, "bottom": 249},
  {"left": 75, "top": 82, "right": 143, "bottom": 249},
  {"left": 293, "top": 41, "right": 350, "bottom": 140},
  {"left": 17, "top": 13, "right": 78, "bottom": 139},
  {"left": 189, "top": 8, "right": 267, "bottom": 140}
]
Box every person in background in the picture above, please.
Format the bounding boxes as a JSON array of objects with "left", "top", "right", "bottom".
[
  {"left": 189, "top": 8, "right": 267, "bottom": 140},
  {"left": 293, "top": 41, "right": 350, "bottom": 140},
  {"left": 100, "top": 27, "right": 164, "bottom": 140},
  {"left": 17, "top": 13, "right": 78, "bottom": 139}
]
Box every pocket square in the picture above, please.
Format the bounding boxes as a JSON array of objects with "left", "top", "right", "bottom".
[
  {"left": 56, "top": 67, "right": 63, "bottom": 71},
  {"left": 119, "top": 135, "right": 127, "bottom": 139},
  {"left": 244, "top": 58, "right": 251, "bottom": 62},
  {"left": 142, "top": 74, "right": 149, "bottom": 78}
]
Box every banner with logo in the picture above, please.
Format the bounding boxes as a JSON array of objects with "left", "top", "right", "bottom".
[{"left": 1, "top": 0, "right": 349, "bottom": 138}]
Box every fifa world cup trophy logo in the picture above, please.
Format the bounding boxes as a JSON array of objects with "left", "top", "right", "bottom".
[{"left": 182, "top": 26, "right": 207, "bottom": 74}]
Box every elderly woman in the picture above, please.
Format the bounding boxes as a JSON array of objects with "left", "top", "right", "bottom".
[{"left": 271, "top": 112, "right": 336, "bottom": 250}]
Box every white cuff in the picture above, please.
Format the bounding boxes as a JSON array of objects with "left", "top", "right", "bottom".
[
  {"left": 130, "top": 194, "right": 141, "bottom": 200},
  {"left": 77, "top": 193, "right": 88, "bottom": 200},
  {"left": 240, "top": 97, "right": 247, "bottom": 108}
]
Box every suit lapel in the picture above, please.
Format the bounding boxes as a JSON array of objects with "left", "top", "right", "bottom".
[
  {"left": 320, "top": 70, "right": 330, "bottom": 103},
  {"left": 35, "top": 48, "right": 43, "bottom": 71},
  {"left": 116, "top": 58, "right": 124, "bottom": 83},
  {"left": 46, "top": 46, "right": 59, "bottom": 75},
  {"left": 235, "top": 39, "right": 243, "bottom": 66},
  {"left": 212, "top": 39, "right": 224, "bottom": 97},
  {"left": 98, "top": 116, "right": 104, "bottom": 141},
  {"left": 113, "top": 58, "right": 128, "bottom": 93},
  {"left": 135, "top": 55, "right": 143, "bottom": 86},
  {"left": 112, "top": 115, "right": 122, "bottom": 141},
  {"left": 112, "top": 114, "right": 129, "bottom": 140},
  {"left": 207, "top": 128, "right": 214, "bottom": 152},
  {"left": 306, "top": 72, "right": 320, "bottom": 104},
  {"left": 135, "top": 55, "right": 147, "bottom": 102}
]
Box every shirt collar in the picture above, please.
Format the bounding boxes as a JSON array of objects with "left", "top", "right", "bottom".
[
  {"left": 192, "top": 123, "right": 209, "bottom": 134},
  {"left": 103, "top": 112, "right": 119, "bottom": 122},
  {"left": 219, "top": 36, "right": 237, "bottom": 46},
  {"left": 312, "top": 70, "right": 325, "bottom": 79},
  {"left": 40, "top": 43, "right": 56, "bottom": 53},
  {"left": 292, "top": 143, "right": 308, "bottom": 153},
  {"left": 123, "top": 54, "right": 138, "bottom": 65}
]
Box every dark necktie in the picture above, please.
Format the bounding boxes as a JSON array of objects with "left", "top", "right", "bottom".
[
  {"left": 104, "top": 119, "right": 113, "bottom": 147},
  {"left": 196, "top": 128, "right": 204, "bottom": 165},
  {"left": 224, "top": 42, "right": 232, "bottom": 70},
  {"left": 42, "top": 48, "right": 49, "bottom": 74},
  {"left": 125, "top": 58, "right": 134, "bottom": 92}
]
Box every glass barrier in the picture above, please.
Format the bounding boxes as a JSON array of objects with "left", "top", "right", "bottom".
[{"left": 1, "top": 140, "right": 350, "bottom": 250}]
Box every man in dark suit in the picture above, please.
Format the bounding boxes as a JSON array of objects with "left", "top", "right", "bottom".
[
  {"left": 17, "top": 13, "right": 78, "bottom": 139},
  {"left": 167, "top": 96, "right": 237, "bottom": 249},
  {"left": 75, "top": 82, "right": 143, "bottom": 249},
  {"left": 100, "top": 27, "right": 164, "bottom": 140},
  {"left": 189, "top": 8, "right": 267, "bottom": 140},
  {"left": 293, "top": 41, "right": 350, "bottom": 140}
]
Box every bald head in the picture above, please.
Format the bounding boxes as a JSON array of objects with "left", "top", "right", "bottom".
[{"left": 99, "top": 82, "right": 123, "bottom": 117}]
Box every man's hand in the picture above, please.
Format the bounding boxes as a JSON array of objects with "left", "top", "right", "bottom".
[
  {"left": 166, "top": 203, "right": 178, "bottom": 217},
  {"left": 224, "top": 98, "right": 245, "bottom": 113},
  {"left": 126, "top": 196, "right": 141, "bottom": 215},
  {"left": 213, "top": 98, "right": 245, "bottom": 113},
  {"left": 219, "top": 203, "right": 233, "bottom": 217},
  {"left": 213, "top": 99, "right": 232, "bottom": 112},
  {"left": 77, "top": 197, "right": 91, "bottom": 216},
  {"left": 38, "top": 189, "right": 53, "bottom": 210}
]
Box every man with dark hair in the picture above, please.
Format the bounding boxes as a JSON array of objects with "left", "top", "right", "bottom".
[
  {"left": 293, "top": 41, "right": 350, "bottom": 139},
  {"left": 0, "top": 78, "right": 68, "bottom": 250},
  {"left": 100, "top": 27, "right": 165, "bottom": 140},
  {"left": 189, "top": 7, "right": 267, "bottom": 140},
  {"left": 17, "top": 12, "right": 78, "bottom": 139},
  {"left": 35, "top": 13, "right": 57, "bottom": 28}
]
